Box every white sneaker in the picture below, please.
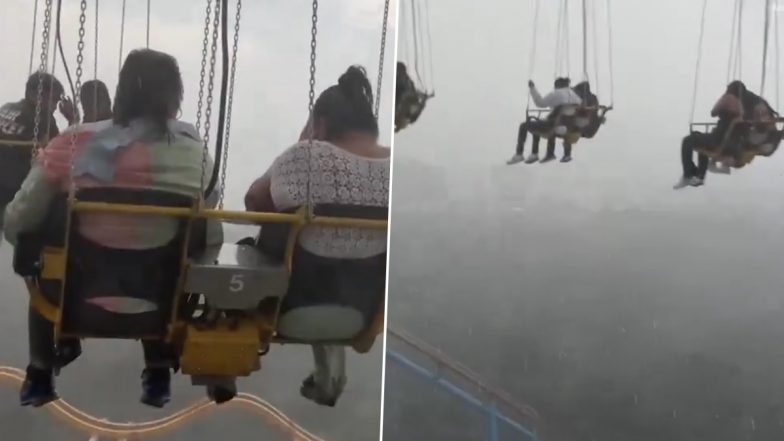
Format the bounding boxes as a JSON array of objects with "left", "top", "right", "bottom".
[
  {"left": 524, "top": 154, "right": 539, "bottom": 164},
  {"left": 673, "top": 177, "right": 689, "bottom": 189},
  {"left": 689, "top": 177, "right": 704, "bottom": 187},
  {"left": 708, "top": 161, "right": 731, "bottom": 174},
  {"left": 507, "top": 154, "right": 525, "bottom": 165}
]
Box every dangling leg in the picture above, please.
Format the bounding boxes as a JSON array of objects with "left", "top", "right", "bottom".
[
  {"left": 21, "top": 306, "right": 58, "bottom": 407},
  {"left": 696, "top": 152, "right": 710, "bottom": 181},
  {"left": 140, "top": 340, "right": 173, "bottom": 408},
  {"left": 300, "top": 344, "right": 347, "bottom": 407},
  {"left": 560, "top": 140, "right": 573, "bottom": 162},
  {"left": 674, "top": 133, "right": 706, "bottom": 189},
  {"left": 526, "top": 134, "right": 542, "bottom": 163},
  {"left": 541, "top": 136, "right": 557, "bottom": 163},
  {"left": 508, "top": 122, "right": 530, "bottom": 164}
]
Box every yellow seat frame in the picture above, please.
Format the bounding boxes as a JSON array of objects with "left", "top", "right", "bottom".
[
  {"left": 25, "top": 198, "right": 388, "bottom": 377},
  {"left": 691, "top": 117, "right": 784, "bottom": 168},
  {"left": 526, "top": 104, "right": 612, "bottom": 145}
]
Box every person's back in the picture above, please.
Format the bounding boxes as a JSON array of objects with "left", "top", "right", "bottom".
[
  {"left": 268, "top": 140, "right": 389, "bottom": 258},
  {"left": 530, "top": 77, "right": 582, "bottom": 112},
  {"left": 35, "top": 118, "right": 213, "bottom": 249},
  {"left": 5, "top": 49, "right": 220, "bottom": 251}
]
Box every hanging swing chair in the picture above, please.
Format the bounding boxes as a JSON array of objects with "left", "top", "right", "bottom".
[
  {"left": 689, "top": 0, "right": 784, "bottom": 170},
  {"left": 395, "top": 0, "right": 435, "bottom": 133},
  {"left": 14, "top": 0, "right": 391, "bottom": 405},
  {"left": 525, "top": 0, "right": 614, "bottom": 145}
]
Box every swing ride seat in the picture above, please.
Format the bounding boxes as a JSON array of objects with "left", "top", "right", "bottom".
[
  {"left": 395, "top": 89, "right": 432, "bottom": 133},
  {"left": 13, "top": 187, "right": 204, "bottom": 340},
  {"left": 691, "top": 117, "right": 784, "bottom": 168},
  {"left": 526, "top": 104, "right": 611, "bottom": 144},
  {"left": 254, "top": 204, "right": 388, "bottom": 352},
  {"left": 17, "top": 189, "right": 388, "bottom": 376}
]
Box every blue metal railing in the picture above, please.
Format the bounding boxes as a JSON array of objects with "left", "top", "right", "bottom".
[{"left": 386, "top": 337, "right": 540, "bottom": 441}]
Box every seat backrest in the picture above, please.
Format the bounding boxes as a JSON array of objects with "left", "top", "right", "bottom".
[
  {"left": 19, "top": 187, "right": 205, "bottom": 338},
  {"left": 256, "top": 204, "right": 389, "bottom": 331},
  {"left": 256, "top": 204, "right": 388, "bottom": 262}
]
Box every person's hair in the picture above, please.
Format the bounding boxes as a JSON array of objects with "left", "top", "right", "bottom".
[
  {"left": 725, "top": 80, "right": 777, "bottom": 117},
  {"left": 113, "top": 49, "right": 183, "bottom": 135},
  {"left": 554, "top": 77, "right": 571, "bottom": 88},
  {"left": 726, "top": 80, "right": 747, "bottom": 98},
  {"left": 25, "top": 72, "right": 64, "bottom": 102},
  {"left": 313, "top": 65, "right": 379, "bottom": 139},
  {"left": 80, "top": 79, "right": 112, "bottom": 117},
  {"left": 573, "top": 81, "right": 591, "bottom": 94}
]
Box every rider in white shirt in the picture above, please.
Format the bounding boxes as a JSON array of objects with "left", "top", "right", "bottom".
[{"left": 508, "top": 77, "right": 582, "bottom": 165}]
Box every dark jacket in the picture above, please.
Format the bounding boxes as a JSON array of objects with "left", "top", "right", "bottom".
[{"left": 0, "top": 99, "right": 60, "bottom": 202}]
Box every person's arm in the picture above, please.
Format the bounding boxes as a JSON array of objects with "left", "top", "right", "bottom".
[
  {"left": 3, "top": 165, "right": 59, "bottom": 246},
  {"left": 711, "top": 94, "right": 739, "bottom": 118},
  {"left": 530, "top": 85, "right": 550, "bottom": 108},
  {"left": 244, "top": 171, "right": 275, "bottom": 212}
]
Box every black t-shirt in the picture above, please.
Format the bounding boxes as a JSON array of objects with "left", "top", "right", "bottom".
[{"left": 0, "top": 99, "right": 60, "bottom": 198}]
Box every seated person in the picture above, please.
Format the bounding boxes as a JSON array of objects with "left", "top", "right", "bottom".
[
  {"left": 674, "top": 81, "right": 746, "bottom": 189},
  {"left": 572, "top": 80, "right": 603, "bottom": 138},
  {"left": 4, "top": 48, "right": 222, "bottom": 408},
  {"left": 245, "top": 65, "right": 390, "bottom": 407},
  {"left": 394, "top": 62, "right": 428, "bottom": 132},
  {"left": 507, "top": 77, "right": 581, "bottom": 165},
  {"left": 0, "top": 73, "right": 75, "bottom": 225},
  {"left": 79, "top": 79, "right": 112, "bottom": 123}
]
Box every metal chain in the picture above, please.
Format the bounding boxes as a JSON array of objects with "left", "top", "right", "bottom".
[
  {"left": 94, "top": 0, "right": 98, "bottom": 80},
  {"left": 218, "top": 0, "right": 242, "bottom": 209},
  {"left": 146, "top": 0, "right": 151, "bottom": 48},
  {"left": 195, "top": 0, "right": 212, "bottom": 135},
  {"left": 306, "top": 0, "right": 318, "bottom": 211},
  {"left": 69, "top": 0, "right": 88, "bottom": 181},
  {"left": 118, "top": 0, "right": 126, "bottom": 73},
  {"left": 28, "top": 0, "right": 39, "bottom": 76},
  {"left": 200, "top": 0, "right": 220, "bottom": 195},
  {"left": 373, "top": 0, "right": 390, "bottom": 119},
  {"left": 94, "top": 0, "right": 99, "bottom": 118},
  {"left": 33, "top": 0, "right": 53, "bottom": 154}
]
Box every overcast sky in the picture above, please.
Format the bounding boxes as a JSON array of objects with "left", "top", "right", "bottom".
[
  {"left": 394, "top": 0, "right": 784, "bottom": 218},
  {"left": 0, "top": 0, "right": 397, "bottom": 209}
]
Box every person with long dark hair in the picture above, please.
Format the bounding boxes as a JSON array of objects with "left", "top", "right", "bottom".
[
  {"left": 79, "top": 79, "right": 112, "bottom": 123},
  {"left": 245, "top": 65, "right": 390, "bottom": 407},
  {"left": 4, "top": 48, "right": 222, "bottom": 409},
  {"left": 674, "top": 80, "right": 776, "bottom": 189}
]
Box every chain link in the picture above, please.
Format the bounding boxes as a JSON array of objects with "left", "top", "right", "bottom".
[
  {"left": 33, "top": 0, "right": 53, "bottom": 155},
  {"left": 218, "top": 0, "right": 242, "bottom": 209},
  {"left": 118, "top": 0, "right": 125, "bottom": 73},
  {"left": 374, "top": 0, "right": 390, "bottom": 119},
  {"left": 200, "top": 0, "right": 221, "bottom": 195},
  {"left": 197, "top": 0, "right": 213, "bottom": 194},
  {"left": 69, "top": 0, "right": 88, "bottom": 182},
  {"left": 306, "top": 0, "right": 318, "bottom": 210}
]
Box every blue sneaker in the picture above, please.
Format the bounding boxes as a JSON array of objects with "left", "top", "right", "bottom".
[
  {"left": 140, "top": 368, "right": 171, "bottom": 408},
  {"left": 19, "top": 366, "right": 58, "bottom": 407}
]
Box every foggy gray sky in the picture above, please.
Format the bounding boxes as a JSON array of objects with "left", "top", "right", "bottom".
[
  {"left": 0, "top": 0, "right": 397, "bottom": 209},
  {"left": 394, "top": 0, "right": 784, "bottom": 217}
]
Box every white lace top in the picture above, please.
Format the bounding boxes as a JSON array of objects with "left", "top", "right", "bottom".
[{"left": 268, "top": 140, "right": 390, "bottom": 259}]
